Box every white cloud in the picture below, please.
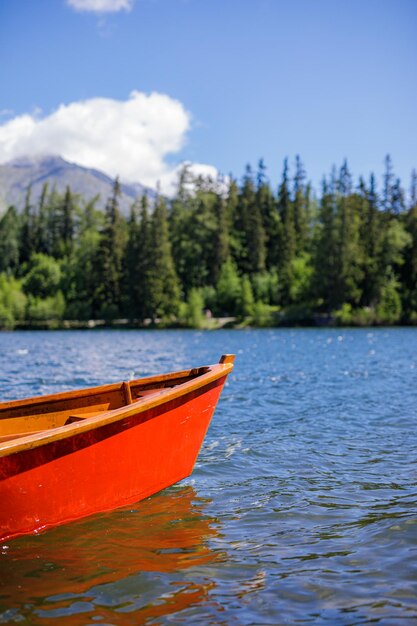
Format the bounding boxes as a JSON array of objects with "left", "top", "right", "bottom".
[
  {"left": 67, "top": 0, "right": 133, "bottom": 13},
  {"left": 0, "top": 91, "right": 218, "bottom": 194}
]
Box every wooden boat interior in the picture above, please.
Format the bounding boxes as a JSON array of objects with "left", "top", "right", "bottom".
[{"left": 0, "top": 365, "right": 213, "bottom": 445}]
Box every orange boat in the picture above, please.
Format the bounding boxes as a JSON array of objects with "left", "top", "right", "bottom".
[{"left": 0, "top": 354, "right": 234, "bottom": 541}]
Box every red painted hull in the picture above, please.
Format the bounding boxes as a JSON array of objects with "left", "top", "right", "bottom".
[{"left": 0, "top": 375, "right": 227, "bottom": 541}]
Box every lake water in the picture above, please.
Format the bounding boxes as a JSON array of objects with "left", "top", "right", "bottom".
[{"left": 0, "top": 328, "right": 416, "bottom": 625}]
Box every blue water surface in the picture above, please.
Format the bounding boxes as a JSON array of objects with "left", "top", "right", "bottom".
[{"left": 0, "top": 328, "right": 416, "bottom": 625}]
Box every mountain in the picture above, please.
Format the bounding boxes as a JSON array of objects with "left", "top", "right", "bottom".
[{"left": 0, "top": 155, "right": 156, "bottom": 215}]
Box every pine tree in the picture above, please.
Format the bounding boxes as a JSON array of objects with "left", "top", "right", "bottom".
[
  {"left": 19, "top": 187, "right": 37, "bottom": 266},
  {"left": 391, "top": 178, "right": 405, "bottom": 215},
  {"left": 92, "top": 178, "right": 127, "bottom": 319},
  {"left": 125, "top": 194, "right": 153, "bottom": 321},
  {"left": 338, "top": 159, "right": 353, "bottom": 196},
  {"left": 64, "top": 197, "right": 102, "bottom": 320},
  {"left": 277, "top": 158, "right": 296, "bottom": 303},
  {"left": 360, "top": 174, "right": 383, "bottom": 307},
  {"left": 35, "top": 183, "right": 50, "bottom": 255},
  {"left": 402, "top": 198, "right": 417, "bottom": 318},
  {"left": 212, "top": 193, "right": 230, "bottom": 283},
  {"left": 410, "top": 169, "right": 417, "bottom": 210},
  {"left": 293, "top": 155, "right": 309, "bottom": 253},
  {"left": 336, "top": 174, "right": 363, "bottom": 307},
  {"left": 123, "top": 202, "right": 140, "bottom": 319},
  {"left": 0, "top": 206, "right": 20, "bottom": 274},
  {"left": 58, "top": 186, "right": 75, "bottom": 257},
  {"left": 256, "top": 159, "right": 278, "bottom": 269},
  {"left": 225, "top": 177, "right": 240, "bottom": 262},
  {"left": 236, "top": 165, "right": 266, "bottom": 274},
  {"left": 215, "top": 258, "right": 241, "bottom": 316},
  {"left": 383, "top": 154, "right": 394, "bottom": 213},
  {"left": 240, "top": 275, "right": 255, "bottom": 317},
  {"left": 147, "top": 195, "right": 181, "bottom": 321},
  {"left": 313, "top": 177, "right": 339, "bottom": 311},
  {"left": 169, "top": 165, "right": 198, "bottom": 293}
]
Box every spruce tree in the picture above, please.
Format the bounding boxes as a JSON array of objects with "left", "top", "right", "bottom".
[
  {"left": 92, "top": 178, "right": 127, "bottom": 319},
  {"left": 277, "top": 158, "right": 296, "bottom": 303},
  {"left": 0, "top": 206, "right": 20, "bottom": 274},
  {"left": 225, "top": 177, "right": 240, "bottom": 263},
  {"left": 313, "top": 177, "right": 339, "bottom": 311},
  {"left": 360, "top": 174, "right": 383, "bottom": 307},
  {"left": 382, "top": 154, "right": 394, "bottom": 213},
  {"left": 293, "top": 155, "right": 309, "bottom": 254},
  {"left": 410, "top": 169, "right": 417, "bottom": 209},
  {"left": 402, "top": 197, "right": 417, "bottom": 318},
  {"left": 169, "top": 165, "right": 197, "bottom": 293},
  {"left": 236, "top": 165, "right": 266, "bottom": 274},
  {"left": 256, "top": 159, "right": 278, "bottom": 269},
  {"left": 19, "top": 187, "right": 37, "bottom": 266},
  {"left": 64, "top": 197, "right": 102, "bottom": 320},
  {"left": 125, "top": 194, "right": 153, "bottom": 322},
  {"left": 336, "top": 178, "right": 363, "bottom": 307},
  {"left": 36, "top": 183, "right": 50, "bottom": 255},
  {"left": 147, "top": 195, "right": 181, "bottom": 322},
  {"left": 123, "top": 202, "right": 140, "bottom": 319},
  {"left": 212, "top": 193, "right": 230, "bottom": 283},
  {"left": 58, "top": 186, "right": 75, "bottom": 257}
]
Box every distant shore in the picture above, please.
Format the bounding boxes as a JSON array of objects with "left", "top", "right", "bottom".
[{"left": 4, "top": 316, "right": 416, "bottom": 331}]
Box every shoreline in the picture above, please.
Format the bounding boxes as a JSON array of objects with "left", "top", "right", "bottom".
[{"left": 2, "top": 317, "right": 416, "bottom": 331}]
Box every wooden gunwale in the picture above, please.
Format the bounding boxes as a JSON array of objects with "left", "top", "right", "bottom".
[
  {"left": 0, "top": 357, "right": 234, "bottom": 458},
  {"left": 0, "top": 370, "right": 206, "bottom": 412}
]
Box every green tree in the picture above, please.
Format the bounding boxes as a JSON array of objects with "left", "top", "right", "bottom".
[
  {"left": 215, "top": 258, "right": 241, "bottom": 316},
  {"left": 375, "top": 273, "right": 402, "bottom": 323},
  {"left": 212, "top": 193, "right": 230, "bottom": 283},
  {"left": 19, "top": 187, "right": 37, "bottom": 266},
  {"left": 289, "top": 253, "right": 314, "bottom": 304},
  {"left": 92, "top": 179, "right": 127, "bottom": 319},
  {"left": 313, "top": 177, "right": 340, "bottom": 311},
  {"left": 35, "top": 183, "right": 50, "bottom": 255},
  {"left": 234, "top": 165, "right": 266, "bottom": 274},
  {"left": 402, "top": 200, "right": 417, "bottom": 319},
  {"left": 382, "top": 154, "right": 394, "bottom": 213},
  {"left": 182, "top": 288, "right": 205, "bottom": 328},
  {"left": 0, "top": 274, "right": 27, "bottom": 329},
  {"left": 277, "top": 158, "right": 296, "bottom": 303},
  {"left": 22, "top": 253, "right": 62, "bottom": 299},
  {"left": 225, "top": 178, "right": 240, "bottom": 262},
  {"left": 26, "top": 292, "right": 65, "bottom": 322},
  {"left": 0, "top": 206, "right": 20, "bottom": 274},
  {"left": 56, "top": 186, "right": 75, "bottom": 257},
  {"left": 239, "top": 275, "right": 255, "bottom": 317},
  {"left": 293, "top": 155, "right": 310, "bottom": 253},
  {"left": 124, "top": 194, "right": 153, "bottom": 321},
  {"left": 62, "top": 195, "right": 103, "bottom": 319},
  {"left": 334, "top": 163, "right": 364, "bottom": 307},
  {"left": 256, "top": 159, "right": 278, "bottom": 270},
  {"left": 147, "top": 196, "right": 181, "bottom": 321}
]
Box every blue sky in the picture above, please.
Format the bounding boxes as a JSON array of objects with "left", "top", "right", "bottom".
[{"left": 0, "top": 0, "right": 416, "bottom": 195}]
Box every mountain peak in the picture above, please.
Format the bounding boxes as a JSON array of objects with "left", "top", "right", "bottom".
[{"left": 0, "top": 155, "right": 155, "bottom": 214}]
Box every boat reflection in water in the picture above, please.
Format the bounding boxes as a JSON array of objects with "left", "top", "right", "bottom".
[{"left": 0, "top": 485, "right": 224, "bottom": 625}]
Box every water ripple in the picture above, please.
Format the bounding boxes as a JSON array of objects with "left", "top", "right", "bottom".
[{"left": 0, "top": 328, "right": 416, "bottom": 624}]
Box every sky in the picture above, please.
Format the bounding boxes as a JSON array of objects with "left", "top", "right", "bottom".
[{"left": 0, "top": 0, "right": 416, "bottom": 195}]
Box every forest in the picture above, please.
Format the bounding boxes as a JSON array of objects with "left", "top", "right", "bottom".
[{"left": 0, "top": 155, "right": 416, "bottom": 329}]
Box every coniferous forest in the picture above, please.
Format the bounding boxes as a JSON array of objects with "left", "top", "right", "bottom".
[{"left": 0, "top": 156, "right": 416, "bottom": 329}]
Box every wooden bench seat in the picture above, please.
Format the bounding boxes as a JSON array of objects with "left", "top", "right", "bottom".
[
  {"left": 64, "top": 411, "right": 106, "bottom": 425},
  {"left": 0, "top": 431, "right": 43, "bottom": 444}
]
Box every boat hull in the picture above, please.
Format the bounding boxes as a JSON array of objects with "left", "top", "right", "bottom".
[{"left": 0, "top": 376, "right": 227, "bottom": 541}]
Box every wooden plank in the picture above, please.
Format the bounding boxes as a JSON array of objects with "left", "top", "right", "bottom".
[{"left": 0, "top": 357, "right": 235, "bottom": 457}]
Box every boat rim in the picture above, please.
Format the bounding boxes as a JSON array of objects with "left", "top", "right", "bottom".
[{"left": 0, "top": 355, "right": 234, "bottom": 458}]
